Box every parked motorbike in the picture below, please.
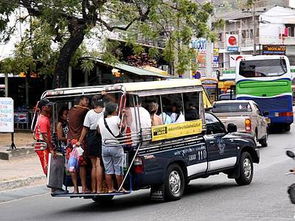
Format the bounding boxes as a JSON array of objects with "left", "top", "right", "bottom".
[{"left": 286, "top": 150, "right": 295, "bottom": 204}]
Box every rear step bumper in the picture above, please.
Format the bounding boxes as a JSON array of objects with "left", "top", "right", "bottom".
[{"left": 52, "top": 191, "right": 131, "bottom": 198}]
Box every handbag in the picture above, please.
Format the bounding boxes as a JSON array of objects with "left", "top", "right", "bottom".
[
  {"left": 287, "top": 183, "right": 295, "bottom": 204},
  {"left": 47, "top": 153, "right": 65, "bottom": 189}
]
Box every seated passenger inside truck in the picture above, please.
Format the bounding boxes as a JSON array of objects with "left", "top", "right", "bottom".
[
  {"left": 125, "top": 97, "right": 151, "bottom": 145},
  {"left": 185, "top": 104, "right": 199, "bottom": 121},
  {"left": 140, "top": 91, "right": 201, "bottom": 128},
  {"left": 147, "top": 102, "right": 163, "bottom": 126}
]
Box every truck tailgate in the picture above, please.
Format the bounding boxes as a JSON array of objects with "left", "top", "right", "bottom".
[{"left": 215, "top": 114, "right": 249, "bottom": 132}]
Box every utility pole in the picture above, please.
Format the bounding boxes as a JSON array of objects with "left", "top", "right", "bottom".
[
  {"left": 223, "top": 21, "right": 227, "bottom": 70},
  {"left": 239, "top": 20, "right": 242, "bottom": 54},
  {"left": 252, "top": 0, "right": 257, "bottom": 55},
  {"left": 4, "top": 73, "right": 8, "bottom": 97},
  {"left": 206, "top": 0, "right": 213, "bottom": 78}
]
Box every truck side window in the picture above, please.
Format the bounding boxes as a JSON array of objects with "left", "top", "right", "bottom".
[
  {"left": 183, "top": 92, "right": 200, "bottom": 121},
  {"left": 141, "top": 96, "right": 162, "bottom": 126},
  {"left": 205, "top": 113, "right": 226, "bottom": 134},
  {"left": 254, "top": 104, "right": 262, "bottom": 115},
  {"left": 161, "top": 94, "right": 184, "bottom": 124}
]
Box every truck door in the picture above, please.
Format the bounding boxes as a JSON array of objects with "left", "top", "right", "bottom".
[
  {"left": 253, "top": 103, "right": 267, "bottom": 139},
  {"left": 204, "top": 113, "right": 238, "bottom": 172}
]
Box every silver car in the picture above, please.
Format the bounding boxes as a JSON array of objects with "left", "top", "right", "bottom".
[{"left": 212, "top": 100, "right": 269, "bottom": 147}]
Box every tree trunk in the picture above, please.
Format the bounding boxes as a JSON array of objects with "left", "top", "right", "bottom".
[{"left": 53, "top": 22, "right": 86, "bottom": 88}]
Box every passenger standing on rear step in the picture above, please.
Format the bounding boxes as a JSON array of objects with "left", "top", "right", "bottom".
[
  {"left": 67, "top": 96, "right": 90, "bottom": 194},
  {"left": 78, "top": 95, "right": 104, "bottom": 193},
  {"left": 98, "top": 102, "right": 127, "bottom": 193}
]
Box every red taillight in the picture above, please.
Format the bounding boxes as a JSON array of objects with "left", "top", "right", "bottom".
[
  {"left": 278, "top": 112, "right": 293, "bottom": 117},
  {"left": 134, "top": 157, "right": 144, "bottom": 174},
  {"left": 245, "top": 119, "right": 251, "bottom": 132}
]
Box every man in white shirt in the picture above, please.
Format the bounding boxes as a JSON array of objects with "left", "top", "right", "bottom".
[{"left": 126, "top": 99, "right": 151, "bottom": 145}]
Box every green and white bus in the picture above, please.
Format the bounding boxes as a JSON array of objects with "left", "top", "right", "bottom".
[{"left": 236, "top": 55, "right": 293, "bottom": 131}]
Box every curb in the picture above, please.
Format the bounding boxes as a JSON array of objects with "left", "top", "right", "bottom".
[
  {"left": 0, "top": 147, "right": 35, "bottom": 160},
  {"left": 0, "top": 175, "right": 46, "bottom": 192}
]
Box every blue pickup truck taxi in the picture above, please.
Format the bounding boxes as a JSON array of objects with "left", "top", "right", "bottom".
[{"left": 37, "top": 79, "right": 259, "bottom": 202}]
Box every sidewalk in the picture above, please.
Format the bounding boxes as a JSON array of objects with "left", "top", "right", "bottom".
[{"left": 0, "top": 132, "right": 46, "bottom": 191}]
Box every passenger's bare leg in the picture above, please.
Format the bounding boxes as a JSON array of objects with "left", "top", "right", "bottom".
[
  {"left": 80, "top": 166, "right": 88, "bottom": 193},
  {"left": 105, "top": 174, "right": 115, "bottom": 192},
  {"left": 90, "top": 157, "right": 97, "bottom": 193},
  {"left": 70, "top": 172, "right": 79, "bottom": 193},
  {"left": 96, "top": 158, "right": 103, "bottom": 193}
]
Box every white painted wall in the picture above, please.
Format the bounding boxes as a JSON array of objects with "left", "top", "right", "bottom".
[
  {"left": 259, "top": 23, "right": 285, "bottom": 45},
  {"left": 259, "top": 6, "right": 295, "bottom": 45}
]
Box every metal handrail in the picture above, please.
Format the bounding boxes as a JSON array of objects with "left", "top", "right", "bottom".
[{"left": 103, "top": 128, "right": 152, "bottom": 145}]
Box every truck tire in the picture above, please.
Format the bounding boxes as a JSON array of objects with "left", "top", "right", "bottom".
[
  {"left": 164, "top": 164, "right": 185, "bottom": 201},
  {"left": 235, "top": 152, "right": 253, "bottom": 186},
  {"left": 285, "top": 124, "right": 291, "bottom": 132},
  {"left": 259, "top": 136, "right": 268, "bottom": 147},
  {"left": 92, "top": 195, "right": 114, "bottom": 203}
]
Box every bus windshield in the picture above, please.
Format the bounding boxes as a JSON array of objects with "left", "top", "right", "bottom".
[{"left": 239, "top": 59, "right": 287, "bottom": 78}]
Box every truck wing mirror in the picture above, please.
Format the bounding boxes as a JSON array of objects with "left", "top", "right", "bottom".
[{"left": 227, "top": 123, "right": 237, "bottom": 133}]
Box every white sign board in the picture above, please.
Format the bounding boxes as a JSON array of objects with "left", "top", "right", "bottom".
[
  {"left": 191, "top": 38, "right": 207, "bottom": 53},
  {"left": 0, "top": 97, "right": 14, "bottom": 133},
  {"left": 226, "top": 34, "right": 238, "bottom": 47}
]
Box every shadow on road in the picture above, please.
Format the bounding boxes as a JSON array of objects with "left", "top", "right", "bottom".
[
  {"left": 184, "top": 182, "right": 238, "bottom": 196},
  {"left": 51, "top": 182, "right": 239, "bottom": 215}
]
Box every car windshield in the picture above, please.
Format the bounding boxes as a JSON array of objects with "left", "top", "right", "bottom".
[
  {"left": 239, "top": 59, "right": 287, "bottom": 77},
  {"left": 212, "top": 102, "right": 252, "bottom": 113}
]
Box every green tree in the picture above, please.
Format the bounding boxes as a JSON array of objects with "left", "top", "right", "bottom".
[{"left": 0, "top": 0, "right": 213, "bottom": 87}]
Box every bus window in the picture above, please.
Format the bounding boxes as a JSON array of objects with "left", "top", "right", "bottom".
[{"left": 239, "top": 59, "right": 287, "bottom": 78}]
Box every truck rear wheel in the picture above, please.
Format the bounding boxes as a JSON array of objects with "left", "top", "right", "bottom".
[
  {"left": 259, "top": 135, "right": 268, "bottom": 147},
  {"left": 235, "top": 152, "right": 253, "bottom": 185},
  {"left": 164, "top": 164, "right": 185, "bottom": 201},
  {"left": 285, "top": 124, "right": 291, "bottom": 132}
]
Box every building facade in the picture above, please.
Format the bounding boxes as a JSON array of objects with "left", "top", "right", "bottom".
[{"left": 215, "top": 3, "right": 295, "bottom": 80}]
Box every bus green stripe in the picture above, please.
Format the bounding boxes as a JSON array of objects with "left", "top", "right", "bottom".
[{"left": 236, "top": 80, "right": 292, "bottom": 97}]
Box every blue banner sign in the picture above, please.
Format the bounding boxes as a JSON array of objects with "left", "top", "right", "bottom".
[{"left": 227, "top": 46, "right": 239, "bottom": 52}]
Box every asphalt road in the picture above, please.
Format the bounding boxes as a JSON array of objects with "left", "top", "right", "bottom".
[{"left": 1, "top": 127, "right": 295, "bottom": 221}]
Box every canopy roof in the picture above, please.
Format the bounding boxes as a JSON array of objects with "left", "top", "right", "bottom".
[{"left": 88, "top": 58, "right": 169, "bottom": 78}]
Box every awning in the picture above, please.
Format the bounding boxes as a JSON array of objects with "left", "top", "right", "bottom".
[
  {"left": 142, "top": 66, "right": 169, "bottom": 76},
  {"left": 89, "top": 58, "right": 169, "bottom": 78}
]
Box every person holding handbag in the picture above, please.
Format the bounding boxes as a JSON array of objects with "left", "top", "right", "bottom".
[
  {"left": 67, "top": 95, "right": 90, "bottom": 193},
  {"left": 34, "top": 99, "right": 67, "bottom": 195},
  {"left": 98, "top": 102, "right": 127, "bottom": 193},
  {"left": 34, "top": 99, "right": 55, "bottom": 175}
]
